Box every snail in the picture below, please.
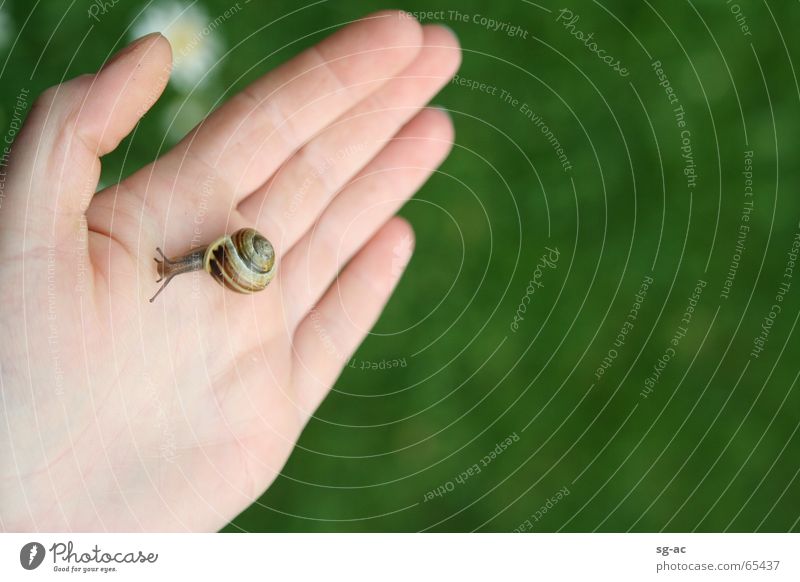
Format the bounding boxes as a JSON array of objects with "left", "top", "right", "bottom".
[{"left": 149, "top": 228, "right": 276, "bottom": 302}]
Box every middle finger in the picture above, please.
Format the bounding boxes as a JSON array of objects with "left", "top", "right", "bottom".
[{"left": 238, "top": 25, "right": 460, "bottom": 258}]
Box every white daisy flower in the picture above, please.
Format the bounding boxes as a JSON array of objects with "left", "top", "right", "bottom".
[{"left": 131, "top": 1, "right": 223, "bottom": 91}]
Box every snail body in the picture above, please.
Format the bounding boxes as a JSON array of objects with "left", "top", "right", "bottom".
[{"left": 150, "top": 228, "right": 276, "bottom": 302}]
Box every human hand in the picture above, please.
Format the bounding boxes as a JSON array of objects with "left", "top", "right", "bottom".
[{"left": 0, "top": 10, "right": 460, "bottom": 531}]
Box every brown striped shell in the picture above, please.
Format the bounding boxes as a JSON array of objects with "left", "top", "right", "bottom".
[{"left": 203, "top": 228, "right": 276, "bottom": 293}]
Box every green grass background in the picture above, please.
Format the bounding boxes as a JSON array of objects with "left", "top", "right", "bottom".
[{"left": 3, "top": 0, "right": 800, "bottom": 531}]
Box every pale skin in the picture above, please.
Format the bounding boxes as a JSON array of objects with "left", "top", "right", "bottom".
[{"left": 0, "top": 11, "right": 461, "bottom": 531}]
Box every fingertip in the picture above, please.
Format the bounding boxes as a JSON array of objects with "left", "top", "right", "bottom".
[
  {"left": 78, "top": 32, "right": 173, "bottom": 154},
  {"left": 421, "top": 24, "right": 463, "bottom": 75},
  {"left": 102, "top": 31, "right": 170, "bottom": 72},
  {"left": 358, "top": 9, "right": 424, "bottom": 51},
  {"left": 146, "top": 32, "right": 173, "bottom": 66},
  {"left": 397, "top": 107, "right": 455, "bottom": 164},
  {"left": 424, "top": 22, "right": 460, "bottom": 44},
  {"left": 422, "top": 106, "right": 455, "bottom": 144},
  {"left": 387, "top": 214, "right": 415, "bottom": 236},
  {"left": 98, "top": 31, "right": 172, "bottom": 94},
  {"left": 422, "top": 23, "right": 461, "bottom": 50},
  {"left": 128, "top": 31, "right": 173, "bottom": 80},
  {"left": 384, "top": 215, "right": 416, "bottom": 258},
  {"left": 313, "top": 10, "right": 424, "bottom": 88}
]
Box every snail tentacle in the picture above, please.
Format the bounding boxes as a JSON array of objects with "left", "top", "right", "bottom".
[{"left": 149, "top": 248, "right": 206, "bottom": 303}]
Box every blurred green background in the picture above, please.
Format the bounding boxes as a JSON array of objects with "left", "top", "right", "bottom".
[{"left": 3, "top": 0, "right": 799, "bottom": 531}]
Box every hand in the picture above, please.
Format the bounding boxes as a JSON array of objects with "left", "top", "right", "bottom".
[{"left": 0, "top": 11, "right": 460, "bottom": 531}]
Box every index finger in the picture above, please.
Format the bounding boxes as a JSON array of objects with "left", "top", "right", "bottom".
[{"left": 135, "top": 10, "right": 424, "bottom": 218}]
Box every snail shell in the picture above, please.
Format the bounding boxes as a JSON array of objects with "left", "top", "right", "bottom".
[
  {"left": 150, "top": 227, "right": 276, "bottom": 302},
  {"left": 204, "top": 228, "right": 276, "bottom": 293}
]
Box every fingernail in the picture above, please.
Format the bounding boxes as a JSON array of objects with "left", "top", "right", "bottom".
[{"left": 103, "top": 32, "right": 163, "bottom": 70}]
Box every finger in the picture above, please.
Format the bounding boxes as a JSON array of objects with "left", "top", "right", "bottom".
[
  {"left": 0, "top": 33, "right": 171, "bottom": 250},
  {"left": 239, "top": 24, "right": 461, "bottom": 252},
  {"left": 291, "top": 217, "right": 414, "bottom": 413},
  {"left": 279, "top": 107, "right": 453, "bottom": 326},
  {"left": 132, "top": 9, "right": 423, "bottom": 230}
]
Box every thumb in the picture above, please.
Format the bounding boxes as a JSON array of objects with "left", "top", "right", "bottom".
[{"left": 0, "top": 32, "right": 171, "bottom": 250}]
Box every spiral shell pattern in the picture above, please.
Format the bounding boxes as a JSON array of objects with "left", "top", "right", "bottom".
[{"left": 203, "top": 228, "right": 276, "bottom": 293}]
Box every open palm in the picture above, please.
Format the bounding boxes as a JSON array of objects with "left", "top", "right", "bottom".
[{"left": 0, "top": 11, "right": 460, "bottom": 531}]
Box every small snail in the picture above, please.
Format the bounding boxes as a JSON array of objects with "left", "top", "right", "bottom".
[{"left": 150, "top": 228, "right": 276, "bottom": 302}]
